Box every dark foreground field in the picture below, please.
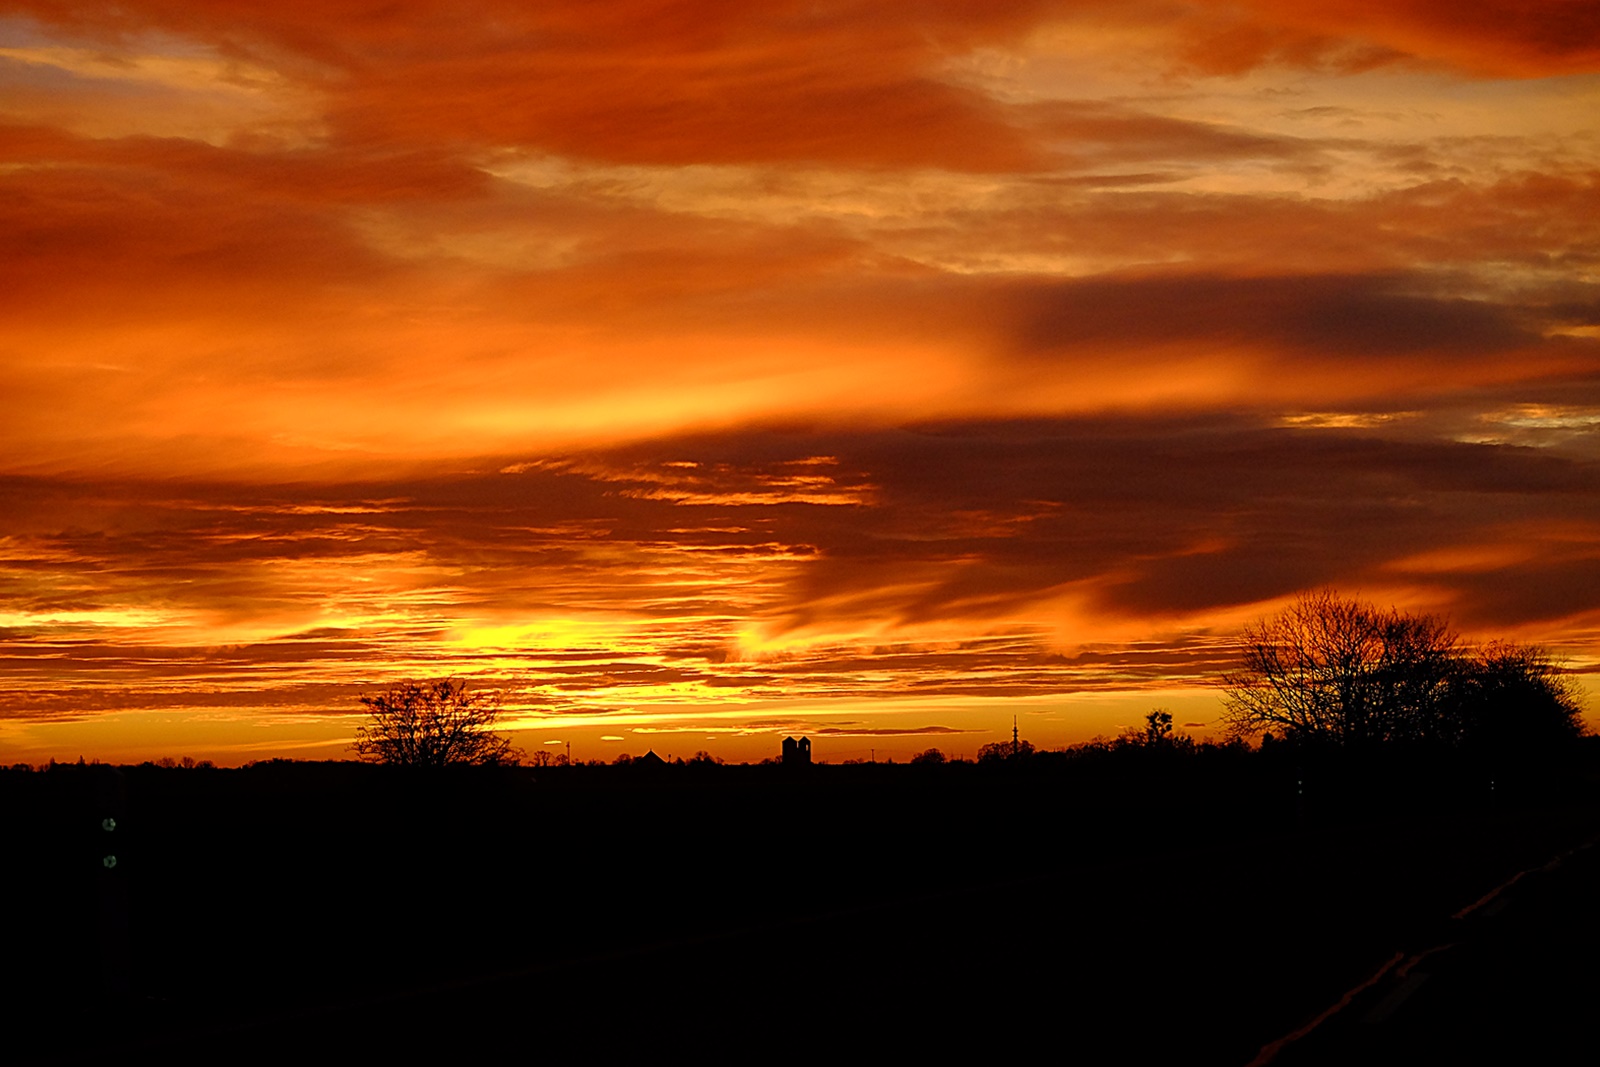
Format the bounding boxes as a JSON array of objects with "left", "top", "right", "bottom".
[{"left": 9, "top": 751, "right": 1600, "bottom": 1064}]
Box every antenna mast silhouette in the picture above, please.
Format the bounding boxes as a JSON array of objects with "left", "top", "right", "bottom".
[{"left": 1012, "top": 716, "right": 1019, "bottom": 758}]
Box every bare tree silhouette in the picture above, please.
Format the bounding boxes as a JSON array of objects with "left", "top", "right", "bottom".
[
  {"left": 1223, "top": 591, "right": 1584, "bottom": 752},
  {"left": 1222, "top": 590, "right": 1456, "bottom": 747},
  {"left": 351, "top": 679, "right": 522, "bottom": 767}
]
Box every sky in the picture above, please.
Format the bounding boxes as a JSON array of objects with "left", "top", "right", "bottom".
[{"left": 2, "top": 1, "right": 1598, "bottom": 765}]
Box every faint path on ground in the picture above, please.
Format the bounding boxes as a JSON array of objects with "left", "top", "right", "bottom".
[{"left": 1261, "top": 830, "right": 1600, "bottom": 1066}]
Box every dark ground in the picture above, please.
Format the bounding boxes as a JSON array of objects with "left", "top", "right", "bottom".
[
  {"left": 8, "top": 752, "right": 1600, "bottom": 1063},
  {"left": 1272, "top": 819, "right": 1600, "bottom": 1066}
]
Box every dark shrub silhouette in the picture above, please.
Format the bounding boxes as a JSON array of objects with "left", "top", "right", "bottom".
[{"left": 1446, "top": 642, "right": 1585, "bottom": 756}]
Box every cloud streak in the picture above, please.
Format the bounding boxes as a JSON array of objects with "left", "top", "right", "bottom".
[{"left": 3, "top": 413, "right": 1595, "bottom": 745}]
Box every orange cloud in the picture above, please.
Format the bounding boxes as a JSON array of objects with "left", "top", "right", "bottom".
[
  {"left": 1222, "top": 0, "right": 1600, "bottom": 77},
  {"left": 2, "top": 1, "right": 1598, "bottom": 760}
]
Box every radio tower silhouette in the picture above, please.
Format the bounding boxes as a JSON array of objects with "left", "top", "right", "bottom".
[{"left": 1012, "top": 716, "right": 1019, "bottom": 758}]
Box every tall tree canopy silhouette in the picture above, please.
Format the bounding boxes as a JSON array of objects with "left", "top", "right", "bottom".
[
  {"left": 351, "top": 679, "right": 523, "bottom": 767},
  {"left": 1443, "top": 642, "right": 1586, "bottom": 757}
]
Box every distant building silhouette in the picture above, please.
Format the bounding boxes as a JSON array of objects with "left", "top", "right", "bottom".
[
  {"left": 781, "top": 736, "right": 812, "bottom": 767},
  {"left": 636, "top": 749, "right": 667, "bottom": 770}
]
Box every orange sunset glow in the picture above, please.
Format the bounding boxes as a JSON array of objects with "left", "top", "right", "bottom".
[{"left": 3, "top": 0, "right": 1598, "bottom": 765}]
